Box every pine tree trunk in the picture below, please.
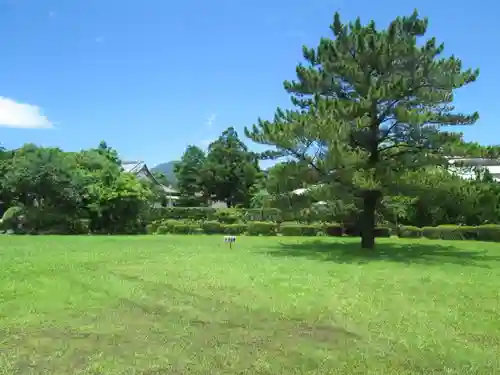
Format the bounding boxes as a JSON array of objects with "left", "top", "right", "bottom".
[{"left": 360, "top": 190, "right": 381, "bottom": 249}]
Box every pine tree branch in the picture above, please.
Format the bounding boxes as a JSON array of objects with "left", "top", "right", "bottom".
[{"left": 378, "top": 121, "right": 403, "bottom": 144}]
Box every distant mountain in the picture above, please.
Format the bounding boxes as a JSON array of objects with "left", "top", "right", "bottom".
[{"left": 151, "top": 161, "right": 179, "bottom": 186}]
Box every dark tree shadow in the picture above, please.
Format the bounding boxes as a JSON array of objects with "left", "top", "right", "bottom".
[{"left": 266, "top": 239, "right": 500, "bottom": 268}]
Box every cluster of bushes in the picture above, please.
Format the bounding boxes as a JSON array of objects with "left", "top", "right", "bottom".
[
  {"left": 4, "top": 204, "right": 500, "bottom": 241},
  {"left": 149, "top": 207, "right": 282, "bottom": 223},
  {"left": 146, "top": 219, "right": 392, "bottom": 237},
  {"left": 145, "top": 208, "right": 500, "bottom": 242},
  {"left": 398, "top": 224, "right": 500, "bottom": 242},
  {"left": 0, "top": 206, "right": 92, "bottom": 235}
]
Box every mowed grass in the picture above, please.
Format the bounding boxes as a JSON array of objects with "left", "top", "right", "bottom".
[{"left": 0, "top": 236, "right": 499, "bottom": 375}]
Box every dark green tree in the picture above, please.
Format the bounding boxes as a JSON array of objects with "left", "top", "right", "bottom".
[
  {"left": 174, "top": 145, "right": 207, "bottom": 206},
  {"left": 246, "top": 10, "right": 479, "bottom": 248},
  {"left": 203, "top": 127, "right": 261, "bottom": 207}
]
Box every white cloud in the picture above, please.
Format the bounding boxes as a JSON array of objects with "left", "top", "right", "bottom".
[
  {"left": 205, "top": 113, "right": 216, "bottom": 128},
  {"left": 49, "top": 11, "right": 56, "bottom": 18},
  {"left": 0, "top": 97, "right": 53, "bottom": 129},
  {"left": 95, "top": 36, "right": 105, "bottom": 43}
]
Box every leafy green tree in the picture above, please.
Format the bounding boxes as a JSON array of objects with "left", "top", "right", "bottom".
[
  {"left": 88, "top": 171, "right": 153, "bottom": 233},
  {"left": 246, "top": 10, "right": 479, "bottom": 248},
  {"left": 203, "top": 127, "right": 261, "bottom": 207},
  {"left": 174, "top": 145, "right": 207, "bottom": 206},
  {"left": 73, "top": 148, "right": 153, "bottom": 233},
  {"left": 0, "top": 147, "right": 15, "bottom": 215},
  {"left": 95, "top": 140, "right": 121, "bottom": 166},
  {"left": 1, "top": 144, "right": 86, "bottom": 232}
]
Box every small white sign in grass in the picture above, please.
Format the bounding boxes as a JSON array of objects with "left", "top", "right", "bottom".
[{"left": 224, "top": 236, "right": 236, "bottom": 248}]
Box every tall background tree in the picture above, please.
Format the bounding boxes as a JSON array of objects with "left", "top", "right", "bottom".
[
  {"left": 246, "top": 10, "right": 479, "bottom": 248},
  {"left": 174, "top": 145, "right": 207, "bottom": 207},
  {"left": 202, "top": 127, "right": 262, "bottom": 208}
]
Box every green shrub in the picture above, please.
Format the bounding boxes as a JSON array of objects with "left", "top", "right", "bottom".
[
  {"left": 279, "top": 223, "right": 302, "bottom": 236},
  {"left": 324, "top": 224, "right": 343, "bottom": 236},
  {"left": 398, "top": 225, "right": 500, "bottom": 242},
  {"left": 438, "top": 225, "right": 467, "bottom": 240},
  {"left": 475, "top": 224, "right": 500, "bottom": 242},
  {"left": 243, "top": 208, "right": 281, "bottom": 222},
  {"left": 213, "top": 209, "right": 241, "bottom": 224},
  {"left": 279, "top": 223, "right": 322, "bottom": 236},
  {"left": 156, "top": 225, "right": 169, "bottom": 234},
  {"left": 247, "top": 221, "right": 277, "bottom": 236},
  {"left": 344, "top": 225, "right": 390, "bottom": 237},
  {"left": 155, "top": 219, "right": 188, "bottom": 234},
  {"left": 221, "top": 223, "right": 247, "bottom": 235},
  {"left": 161, "top": 219, "right": 181, "bottom": 232},
  {"left": 69, "top": 218, "right": 90, "bottom": 234},
  {"left": 455, "top": 226, "right": 479, "bottom": 240},
  {"left": 170, "top": 222, "right": 199, "bottom": 234},
  {"left": 149, "top": 207, "right": 283, "bottom": 224},
  {"left": 0, "top": 206, "right": 24, "bottom": 231},
  {"left": 421, "top": 226, "right": 443, "bottom": 239},
  {"left": 146, "top": 220, "right": 162, "bottom": 234},
  {"left": 398, "top": 226, "right": 423, "bottom": 238},
  {"left": 420, "top": 225, "right": 466, "bottom": 240},
  {"left": 374, "top": 226, "right": 391, "bottom": 238},
  {"left": 201, "top": 221, "right": 223, "bottom": 234},
  {"left": 419, "top": 225, "right": 463, "bottom": 240},
  {"left": 151, "top": 207, "right": 216, "bottom": 221},
  {"left": 343, "top": 224, "right": 360, "bottom": 237}
]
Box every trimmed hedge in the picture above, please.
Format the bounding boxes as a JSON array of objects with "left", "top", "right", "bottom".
[
  {"left": 221, "top": 223, "right": 247, "bottom": 235},
  {"left": 247, "top": 221, "right": 277, "bottom": 236},
  {"left": 243, "top": 208, "right": 282, "bottom": 222},
  {"left": 399, "top": 224, "right": 500, "bottom": 242},
  {"left": 156, "top": 219, "right": 200, "bottom": 234},
  {"left": 150, "top": 207, "right": 217, "bottom": 222},
  {"left": 324, "top": 224, "right": 343, "bottom": 237},
  {"left": 149, "top": 217, "right": 500, "bottom": 242},
  {"left": 374, "top": 227, "right": 391, "bottom": 238},
  {"left": 344, "top": 226, "right": 392, "bottom": 237},
  {"left": 150, "top": 207, "right": 284, "bottom": 223},
  {"left": 201, "top": 220, "right": 223, "bottom": 234},
  {"left": 280, "top": 223, "right": 322, "bottom": 236},
  {"left": 398, "top": 225, "right": 422, "bottom": 238},
  {"left": 213, "top": 209, "right": 241, "bottom": 224}
]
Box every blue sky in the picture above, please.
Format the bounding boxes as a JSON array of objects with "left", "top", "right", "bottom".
[{"left": 0, "top": 0, "right": 497, "bottom": 167}]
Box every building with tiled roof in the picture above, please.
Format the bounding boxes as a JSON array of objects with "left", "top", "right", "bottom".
[{"left": 121, "top": 160, "right": 179, "bottom": 206}]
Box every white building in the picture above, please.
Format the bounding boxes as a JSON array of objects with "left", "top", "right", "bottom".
[
  {"left": 447, "top": 157, "right": 500, "bottom": 181},
  {"left": 289, "top": 157, "right": 500, "bottom": 197}
]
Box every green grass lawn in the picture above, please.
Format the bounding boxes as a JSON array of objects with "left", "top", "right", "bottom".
[{"left": 0, "top": 235, "right": 499, "bottom": 374}]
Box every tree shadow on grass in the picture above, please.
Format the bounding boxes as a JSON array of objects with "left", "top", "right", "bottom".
[{"left": 266, "top": 239, "right": 500, "bottom": 268}]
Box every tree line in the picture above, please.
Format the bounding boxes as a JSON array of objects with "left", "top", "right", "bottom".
[
  {"left": 0, "top": 141, "right": 157, "bottom": 234},
  {"left": 1, "top": 10, "right": 499, "bottom": 246}
]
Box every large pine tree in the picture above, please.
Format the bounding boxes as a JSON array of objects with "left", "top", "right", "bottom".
[{"left": 245, "top": 10, "right": 479, "bottom": 248}]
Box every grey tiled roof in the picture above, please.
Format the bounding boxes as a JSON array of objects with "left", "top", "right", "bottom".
[
  {"left": 121, "top": 160, "right": 146, "bottom": 173},
  {"left": 121, "top": 160, "right": 179, "bottom": 194}
]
